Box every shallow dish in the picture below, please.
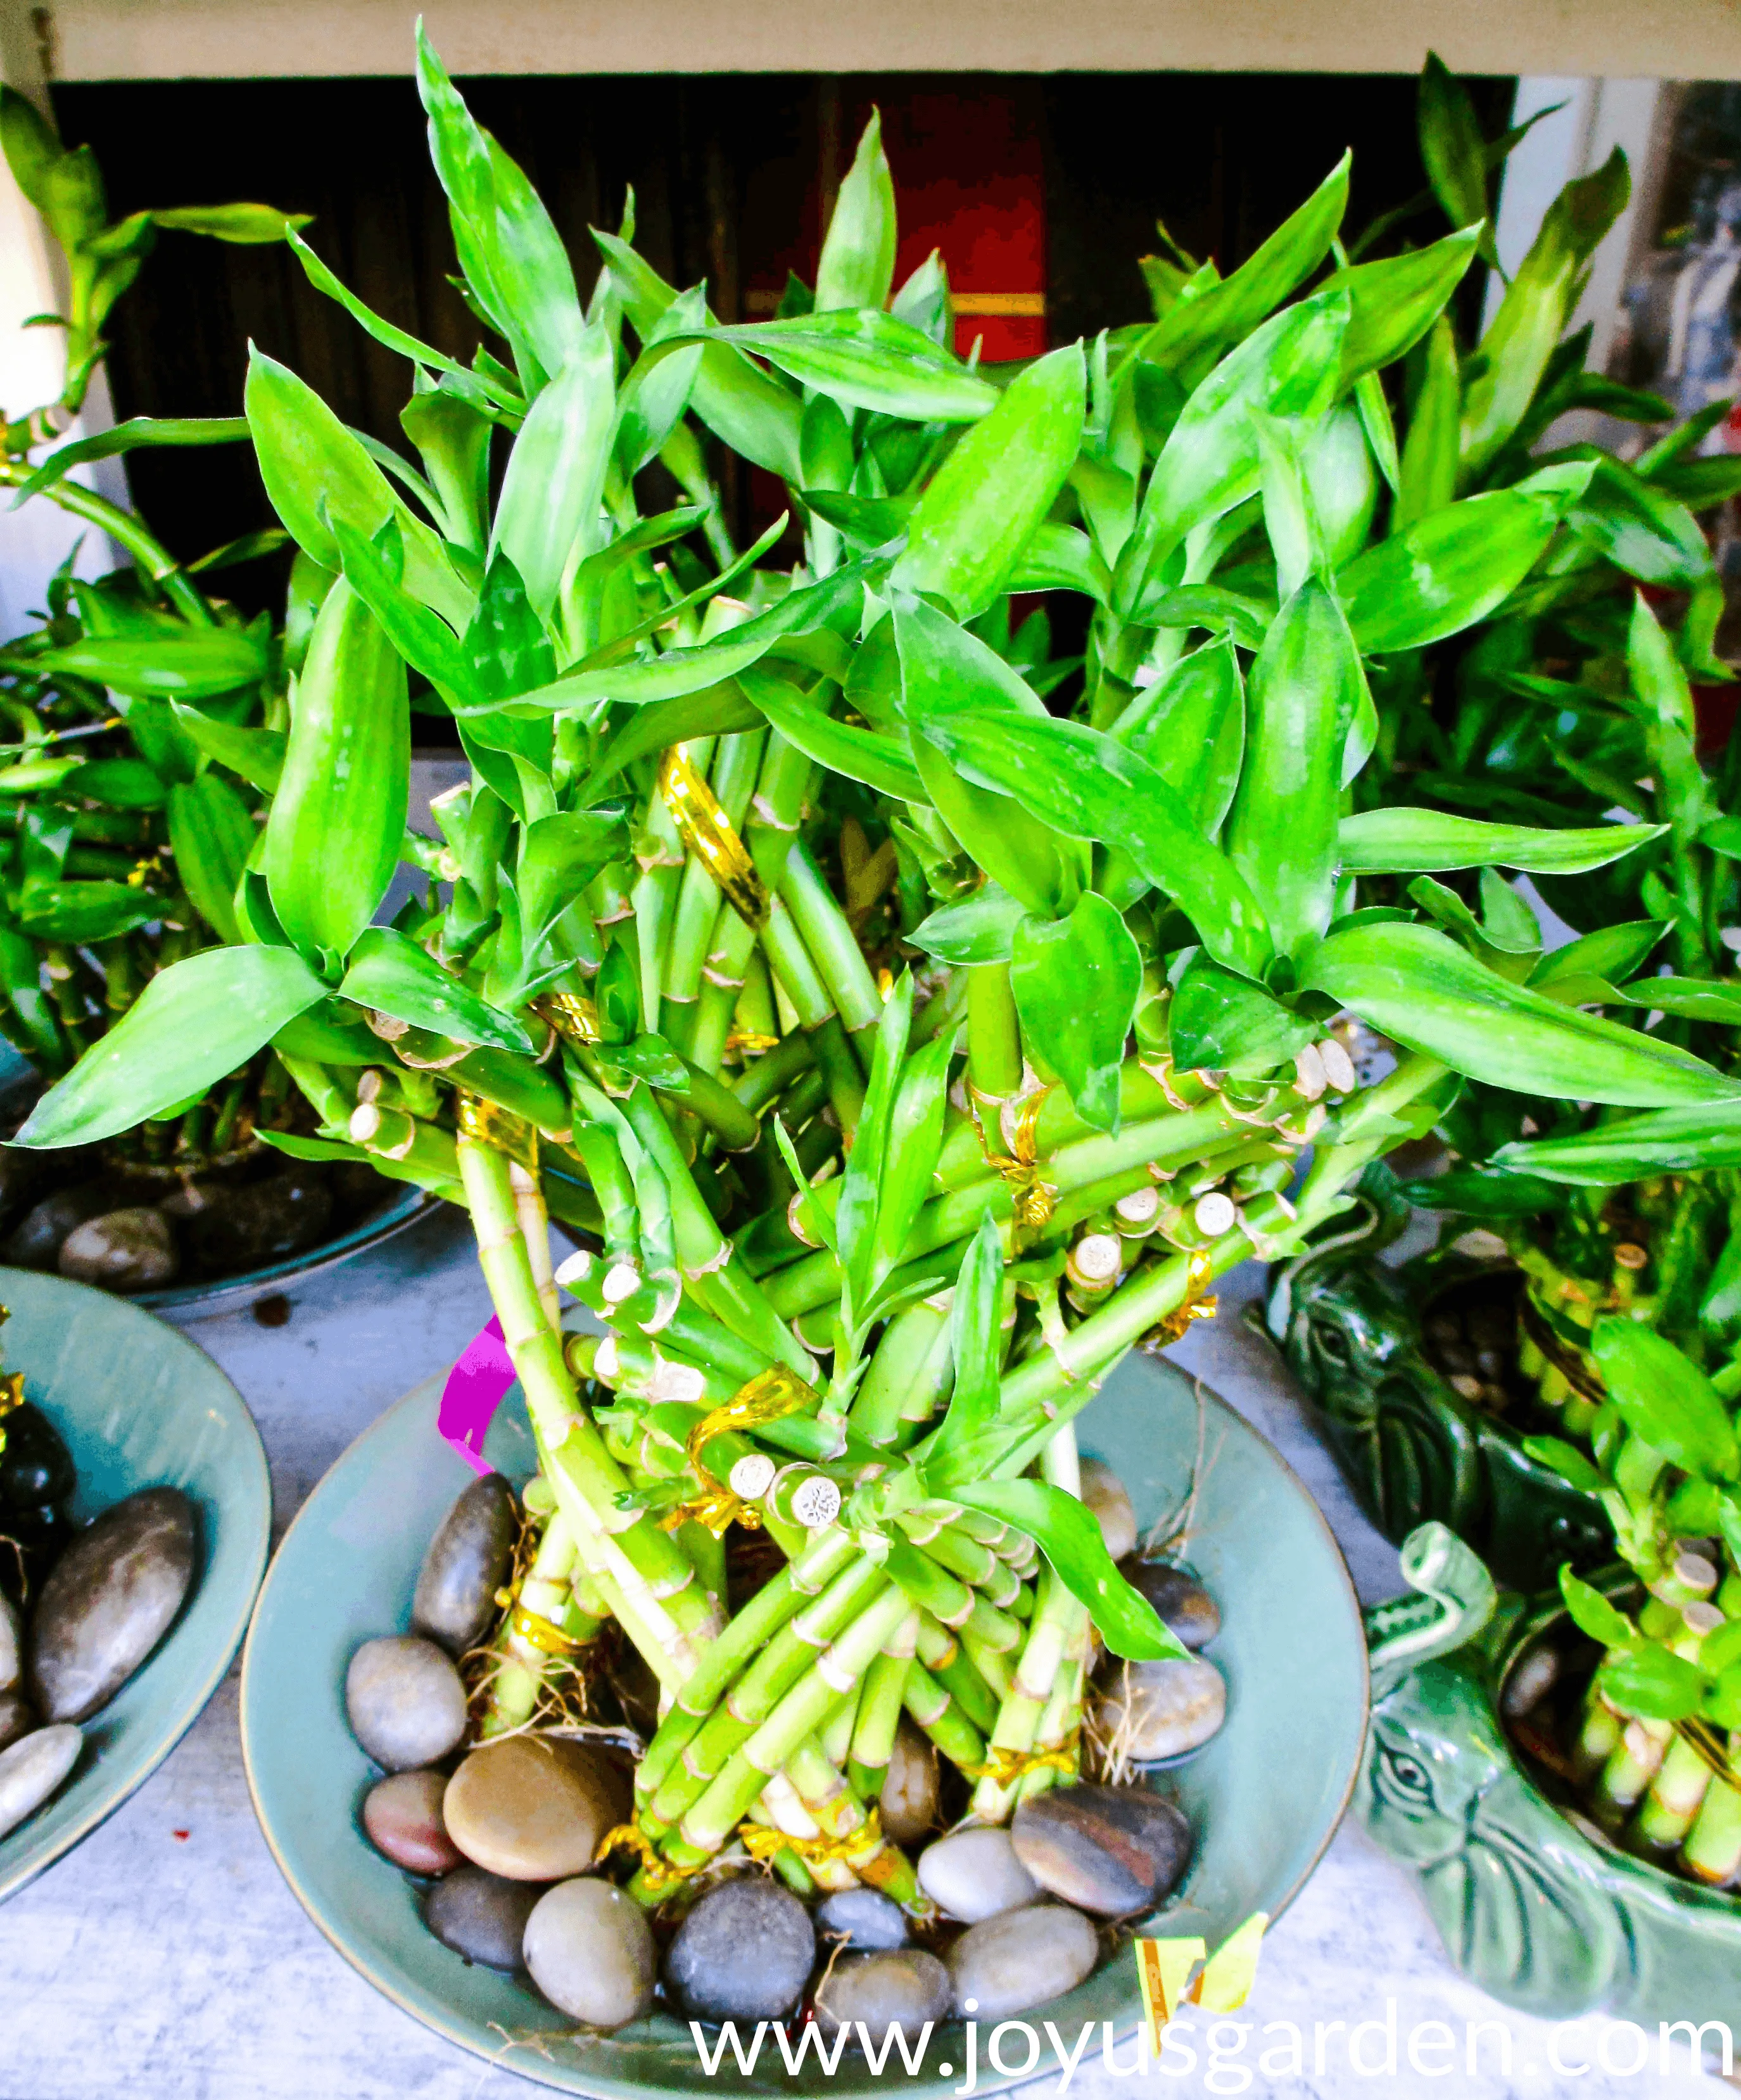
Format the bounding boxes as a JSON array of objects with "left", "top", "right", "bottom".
[
  {"left": 241, "top": 1349, "right": 1366, "bottom": 2097},
  {"left": 0, "top": 1268, "right": 270, "bottom": 1902}
]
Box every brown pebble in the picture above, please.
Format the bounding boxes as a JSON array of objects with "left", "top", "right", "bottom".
[
  {"left": 363, "top": 1769, "right": 465, "bottom": 1874},
  {"left": 443, "top": 1735, "right": 628, "bottom": 1881}
]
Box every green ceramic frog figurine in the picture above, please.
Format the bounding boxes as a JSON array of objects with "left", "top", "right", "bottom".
[
  {"left": 1262, "top": 1173, "right": 1609, "bottom": 1590},
  {"left": 1366, "top": 1524, "right": 1741, "bottom": 2028}
]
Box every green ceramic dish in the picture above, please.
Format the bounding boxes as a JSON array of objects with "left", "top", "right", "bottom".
[
  {"left": 241, "top": 1350, "right": 1366, "bottom": 2097},
  {"left": 0, "top": 1267, "right": 270, "bottom": 1903}
]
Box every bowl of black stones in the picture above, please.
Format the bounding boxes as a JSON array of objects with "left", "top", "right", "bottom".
[
  {"left": 0, "top": 1267, "right": 269, "bottom": 1900},
  {"left": 0, "top": 1049, "right": 431, "bottom": 1321},
  {"left": 241, "top": 1349, "right": 1365, "bottom": 2096}
]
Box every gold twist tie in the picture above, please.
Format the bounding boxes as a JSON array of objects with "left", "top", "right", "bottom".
[
  {"left": 659, "top": 1364, "right": 819, "bottom": 1538},
  {"left": 658, "top": 744, "right": 769, "bottom": 929},
  {"left": 725, "top": 1029, "right": 781, "bottom": 1055},
  {"left": 455, "top": 1091, "right": 540, "bottom": 1174},
  {"left": 493, "top": 1585, "right": 586, "bottom": 1657},
  {"left": 0, "top": 1366, "right": 22, "bottom": 1458},
  {"left": 536, "top": 991, "right": 602, "bottom": 1047},
  {"left": 1148, "top": 1250, "right": 1219, "bottom": 1349},
  {"left": 973, "top": 1087, "right": 1056, "bottom": 1237},
  {"left": 595, "top": 1823, "right": 703, "bottom": 1894},
  {"left": 738, "top": 1804, "right": 889, "bottom": 1871},
  {"left": 968, "top": 1730, "right": 1081, "bottom": 1787}
]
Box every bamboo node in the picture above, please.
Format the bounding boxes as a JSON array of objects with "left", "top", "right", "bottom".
[{"left": 659, "top": 744, "right": 769, "bottom": 927}]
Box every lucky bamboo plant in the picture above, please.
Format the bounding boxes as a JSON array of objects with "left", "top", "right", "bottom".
[
  {"left": 18, "top": 34, "right": 1741, "bottom": 1909},
  {"left": 0, "top": 89, "right": 308, "bottom": 1169}
]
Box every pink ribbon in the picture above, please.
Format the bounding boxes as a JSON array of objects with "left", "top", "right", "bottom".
[{"left": 437, "top": 1316, "right": 516, "bottom": 1476}]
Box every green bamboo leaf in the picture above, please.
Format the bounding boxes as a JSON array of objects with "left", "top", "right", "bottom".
[
  {"left": 167, "top": 773, "right": 253, "bottom": 943},
  {"left": 837, "top": 974, "right": 913, "bottom": 1308},
  {"left": 491, "top": 326, "right": 616, "bottom": 618},
  {"left": 1337, "top": 808, "right": 1664, "bottom": 875},
  {"left": 1567, "top": 453, "right": 1713, "bottom": 587},
  {"left": 613, "top": 286, "right": 706, "bottom": 480},
  {"left": 0, "top": 86, "right": 60, "bottom": 212},
  {"left": 705, "top": 310, "right": 997, "bottom": 423},
  {"left": 494, "top": 559, "right": 862, "bottom": 712},
  {"left": 1419, "top": 56, "right": 1492, "bottom": 253},
  {"left": 1168, "top": 953, "right": 1317, "bottom": 1078},
  {"left": 1396, "top": 312, "right": 1459, "bottom": 528},
  {"left": 1226, "top": 577, "right": 1364, "bottom": 960},
  {"left": 263, "top": 577, "right": 408, "bottom": 963},
  {"left": 1143, "top": 584, "right": 1270, "bottom": 650},
  {"left": 1006, "top": 520, "right": 1111, "bottom": 604},
  {"left": 1011, "top": 893, "right": 1142, "bottom": 1132},
  {"left": 73, "top": 756, "right": 167, "bottom": 809},
  {"left": 738, "top": 665, "right": 927, "bottom": 803},
  {"left": 892, "top": 343, "right": 1087, "bottom": 617},
  {"left": 1115, "top": 287, "right": 1350, "bottom": 617},
  {"left": 1302, "top": 921, "right": 1741, "bottom": 1107},
  {"left": 149, "top": 201, "right": 307, "bottom": 243},
  {"left": 1320, "top": 227, "right": 1482, "bottom": 387},
  {"left": 12, "top": 416, "right": 251, "bottom": 504},
  {"left": 16, "top": 881, "right": 160, "bottom": 944},
  {"left": 1461, "top": 150, "right": 1630, "bottom": 479},
  {"left": 1140, "top": 155, "right": 1349, "bottom": 386},
  {"left": 1558, "top": 1566, "right": 1636, "bottom": 1646},
  {"left": 1618, "top": 977, "right": 1741, "bottom": 1024},
  {"left": 1529, "top": 921, "right": 1666, "bottom": 990},
  {"left": 1591, "top": 1317, "right": 1740, "bottom": 1480},
  {"left": 870, "top": 1024, "right": 956, "bottom": 1291},
  {"left": 168, "top": 704, "right": 284, "bottom": 792},
  {"left": 593, "top": 231, "right": 803, "bottom": 480},
  {"left": 589, "top": 682, "right": 761, "bottom": 783},
  {"left": 1113, "top": 641, "right": 1244, "bottom": 837},
  {"left": 1495, "top": 1104, "right": 1741, "bottom": 1185},
  {"left": 15, "top": 944, "right": 327, "bottom": 1147},
  {"left": 947, "top": 1477, "right": 1187, "bottom": 1662},
  {"left": 910, "top": 884, "right": 1027, "bottom": 965},
  {"left": 894, "top": 602, "right": 1091, "bottom": 921},
  {"left": 518, "top": 807, "right": 629, "bottom": 947},
  {"left": 1406, "top": 1166, "right": 1566, "bottom": 1218},
  {"left": 35, "top": 627, "right": 267, "bottom": 699},
  {"left": 814, "top": 112, "right": 897, "bottom": 314},
  {"left": 339, "top": 926, "right": 531, "bottom": 1051},
  {"left": 1597, "top": 1643, "right": 1706, "bottom": 1722},
  {"left": 415, "top": 28, "right": 583, "bottom": 388},
  {"left": 928, "top": 1214, "right": 1007, "bottom": 1467},
  {"left": 331, "top": 514, "right": 476, "bottom": 704}
]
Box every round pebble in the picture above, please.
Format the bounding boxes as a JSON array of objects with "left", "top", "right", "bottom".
[
  {"left": 426, "top": 1865, "right": 543, "bottom": 1970},
  {"left": 0, "top": 1591, "right": 18, "bottom": 1693},
  {"left": 28, "top": 1487, "right": 196, "bottom": 1724},
  {"left": 664, "top": 1876, "right": 816, "bottom": 2021},
  {"left": 345, "top": 1636, "right": 468, "bottom": 1773},
  {"left": 0, "top": 1688, "right": 34, "bottom": 1752},
  {"left": 3, "top": 1185, "right": 122, "bottom": 1270},
  {"left": 1011, "top": 1782, "right": 1193, "bottom": 1916},
  {"left": 947, "top": 1903, "right": 1100, "bottom": 2020},
  {"left": 412, "top": 1475, "right": 518, "bottom": 1657},
  {"left": 442, "top": 1735, "right": 625, "bottom": 1881},
  {"left": 58, "top": 1208, "right": 178, "bottom": 1291},
  {"left": 880, "top": 1716, "right": 939, "bottom": 1847},
  {"left": 1094, "top": 1655, "right": 1226, "bottom": 1762},
  {"left": 916, "top": 1826, "right": 1039, "bottom": 1923},
  {"left": 1078, "top": 1459, "right": 1137, "bottom": 1562},
  {"left": 0, "top": 1722, "right": 82, "bottom": 1838},
  {"left": 523, "top": 1877, "right": 657, "bottom": 2027},
  {"left": 362, "top": 1769, "right": 465, "bottom": 1874},
  {"left": 816, "top": 1948, "right": 952, "bottom": 2048},
  {"left": 1122, "top": 1562, "right": 1220, "bottom": 1650},
  {"left": 814, "top": 1885, "right": 909, "bottom": 1949},
  {"left": 1502, "top": 1643, "right": 1562, "bottom": 1719}
]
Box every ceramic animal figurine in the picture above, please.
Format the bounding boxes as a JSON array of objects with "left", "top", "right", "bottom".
[
  {"left": 1261, "top": 1180, "right": 1610, "bottom": 1591},
  {"left": 1363, "top": 1523, "right": 1741, "bottom": 2028}
]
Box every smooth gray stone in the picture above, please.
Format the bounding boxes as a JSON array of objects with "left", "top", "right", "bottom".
[
  {"left": 425, "top": 1866, "right": 542, "bottom": 1971},
  {"left": 0, "top": 1591, "right": 18, "bottom": 1693},
  {"left": 441, "top": 1736, "right": 625, "bottom": 1881},
  {"left": 879, "top": 1715, "right": 939, "bottom": 1847},
  {"left": 1011, "top": 1782, "right": 1193, "bottom": 1916},
  {"left": 1079, "top": 1458, "right": 1137, "bottom": 1562},
  {"left": 522, "top": 1878, "right": 656, "bottom": 2028},
  {"left": 0, "top": 1723, "right": 82, "bottom": 1839},
  {"left": 1123, "top": 1562, "right": 1220, "bottom": 1650},
  {"left": 665, "top": 1877, "right": 816, "bottom": 2021},
  {"left": 57, "top": 1209, "right": 178, "bottom": 1292},
  {"left": 1093, "top": 1654, "right": 1226, "bottom": 1763},
  {"left": 0, "top": 1686, "right": 35, "bottom": 1752},
  {"left": 345, "top": 1636, "right": 468, "bottom": 1773},
  {"left": 28, "top": 1488, "right": 196, "bottom": 1724},
  {"left": 916, "top": 1826, "right": 1038, "bottom": 1923},
  {"left": 412, "top": 1475, "right": 517, "bottom": 1657},
  {"left": 816, "top": 1949, "right": 951, "bottom": 2048},
  {"left": 814, "top": 1886, "right": 909, "bottom": 1950},
  {"left": 947, "top": 1903, "right": 1100, "bottom": 2020},
  {"left": 3, "top": 1183, "right": 120, "bottom": 1270}
]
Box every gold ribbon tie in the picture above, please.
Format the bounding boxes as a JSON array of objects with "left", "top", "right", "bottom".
[{"left": 659, "top": 744, "right": 769, "bottom": 929}]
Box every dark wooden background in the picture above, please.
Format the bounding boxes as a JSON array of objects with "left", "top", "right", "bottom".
[{"left": 52, "top": 70, "right": 1514, "bottom": 609}]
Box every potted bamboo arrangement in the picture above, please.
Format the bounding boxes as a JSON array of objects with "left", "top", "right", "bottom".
[
  {"left": 0, "top": 94, "right": 431, "bottom": 1308},
  {"left": 21, "top": 32, "right": 1741, "bottom": 2044}
]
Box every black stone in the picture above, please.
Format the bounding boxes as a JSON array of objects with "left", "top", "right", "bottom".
[
  {"left": 28, "top": 1486, "right": 197, "bottom": 1722},
  {"left": 1011, "top": 1783, "right": 1194, "bottom": 1918},
  {"left": 665, "top": 1877, "right": 816, "bottom": 2021},
  {"left": 412, "top": 1475, "right": 518, "bottom": 1656},
  {"left": 1122, "top": 1562, "right": 1220, "bottom": 1650},
  {"left": 426, "top": 1866, "right": 544, "bottom": 1970}
]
